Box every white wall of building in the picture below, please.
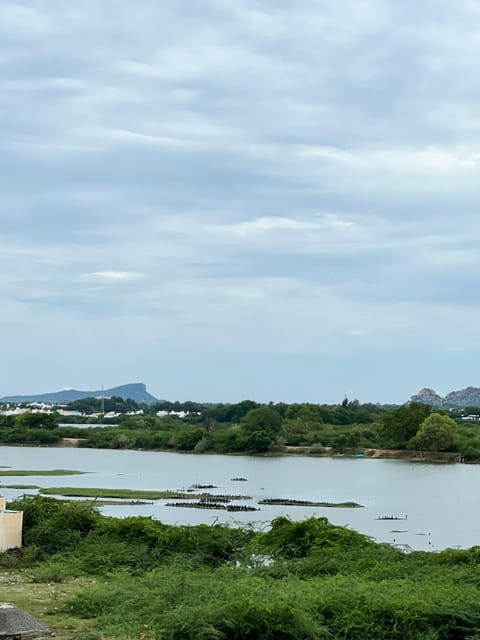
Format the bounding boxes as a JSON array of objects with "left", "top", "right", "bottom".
[{"left": 0, "top": 497, "right": 23, "bottom": 550}]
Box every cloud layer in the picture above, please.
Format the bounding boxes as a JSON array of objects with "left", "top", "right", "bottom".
[{"left": 1, "top": 0, "right": 480, "bottom": 401}]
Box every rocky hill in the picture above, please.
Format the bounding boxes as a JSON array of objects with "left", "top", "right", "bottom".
[
  {"left": 411, "top": 386, "right": 480, "bottom": 408},
  {"left": 0, "top": 383, "right": 158, "bottom": 405},
  {"left": 410, "top": 388, "right": 444, "bottom": 407}
]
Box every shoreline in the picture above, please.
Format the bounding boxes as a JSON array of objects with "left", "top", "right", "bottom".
[
  {"left": 0, "top": 440, "right": 467, "bottom": 463},
  {"left": 273, "top": 445, "right": 464, "bottom": 463}
]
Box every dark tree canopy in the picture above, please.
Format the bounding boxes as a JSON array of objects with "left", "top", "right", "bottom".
[
  {"left": 380, "top": 403, "right": 432, "bottom": 448},
  {"left": 242, "top": 407, "right": 283, "bottom": 434},
  {"left": 16, "top": 411, "right": 58, "bottom": 430}
]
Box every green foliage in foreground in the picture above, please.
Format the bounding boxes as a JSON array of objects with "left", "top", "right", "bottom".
[
  {"left": 67, "top": 567, "right": 480, "bottom": 640},
  {"left": 4, "top": 496, "right": 480, "bottom": 639}
]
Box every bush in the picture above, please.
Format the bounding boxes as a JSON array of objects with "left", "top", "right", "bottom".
[
  {"left": 9, "top": 496, "right": 100, "bottom": 555},
  {"left": 257, "top": 517, "right": 374, "bottom": 559}
]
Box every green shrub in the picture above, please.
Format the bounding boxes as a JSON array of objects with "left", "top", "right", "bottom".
[
  {"left": 257, "top": 516, "right": 374, "bottom": 559},
  {"left": 8, "top": 496, "right": 100, "bottom": 555}
]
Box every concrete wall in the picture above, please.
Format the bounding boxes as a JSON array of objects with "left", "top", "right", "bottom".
[{"left": 0, "top": 498, "right": 23, "bottom": 551}]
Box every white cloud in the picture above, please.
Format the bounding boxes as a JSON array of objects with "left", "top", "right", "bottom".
[
  {"left": 297, "top": 144, "right": 480, "bottom": 175},
  {"left": 101, "top": 128, "right": 194, "bottom": 149},
  {"left": 86, "top": 271, "right": 144, "bottom": 281},
  {"left": 230, "top": 215, "right": 355, "bottom": 234}
]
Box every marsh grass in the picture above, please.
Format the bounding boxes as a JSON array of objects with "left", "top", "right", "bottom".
[
  {"left": 40, "top": 487, "right": 200, "bottom": 499},
  {"left": 0, "top": 483, "right": 40, "bottom": 489},
  {"left": 0, "top": 469, "right": 85, "bottom": 476},
  {"left": 259, "top": 498, "right": 363, "bottom": 508}
]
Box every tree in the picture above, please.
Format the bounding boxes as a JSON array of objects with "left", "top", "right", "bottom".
[
  {"left": 0, "top": 415, "right": 14, "bottom": 429},
  {"left": 413, "top": 413, "right": 457, "bottom": 451},
  {"left": 174, "top": 428, "right": 206, "bottom": 451},
  {"left": 241, "top": 407, "right": 283, "bottom": 453},
  {"left": 245, "top": 430, "right": 275, "bottom": 453},
  {"left": 380, "top": 403, "right": 432, "bottom": 448},
  {"left": 284, "top": 404, "right": 322, "bottom": 423},
  {"left": 15, "top": 411, "right": 58, "bottom": 430},
  {"left": 242, "top": 407, "right": 282, "bottom": 435}
]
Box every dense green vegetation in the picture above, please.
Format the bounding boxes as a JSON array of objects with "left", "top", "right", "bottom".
[
  {"left": 66, "top": 395, "right": 141, "bottom": 414},
  {"left": 0, "top": 412, "right": 64, "bottom": 445},
  {"left": 4, "top": 496, "right": 480, "bottom": 639},
  {"left": 3, "top": 397, "right": 480, "bottom": 459}
]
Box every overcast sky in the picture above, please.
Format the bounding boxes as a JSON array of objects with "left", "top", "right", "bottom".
[{"left": 2, "top": 1, "right": 480, "bottom": 403}]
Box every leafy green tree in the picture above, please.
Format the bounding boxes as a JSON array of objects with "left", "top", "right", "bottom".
[
  {"left": 111, "top": 433, "right": 136, "bottom": 449},
  {"left": 282, "top": 419, "right": 313, "bottom": 446},
  {"left": 209, "top": 427, "right": 247, "bottom": 453},
  {"left": 203, "top": 400, "right": 259, "bottom": 425},
  {"left": 174, "top": 428, "right": 207, "bottom": 450},
  {"left": 380, "top": 403, "right": 432, "bottom": 448},
  {"left": 240, "top": 407, "right": 283, "bottom": 452},
  {"left": 285, "top": 404, "right": 322, "bottom": 423},
  {"left": 412, "top": 413, "right": 457, "bottom": 451},
  {"left": 0, "top": 415, "right": 14, "bottom": 429},
  {"left": 242, "top": 407, "right": 282, "bottom": 434},
  {"left": 15, "top": 411, "right": 58, "bottom": 430},
  {"left": 245, "top": 430, "right": 276, "bottom": 453}
]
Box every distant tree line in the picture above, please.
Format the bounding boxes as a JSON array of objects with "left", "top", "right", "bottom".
[{"left": 0, "top": 397, "right": 473, "bottom": 457}]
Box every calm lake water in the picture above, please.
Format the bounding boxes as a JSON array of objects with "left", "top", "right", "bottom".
[{"left": 0, "top": 445, "right": 477, "bottom": 551}]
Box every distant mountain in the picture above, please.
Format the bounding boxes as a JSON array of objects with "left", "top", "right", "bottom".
[
  {"left": 410, "top": 388, "right": 445, "bottom": 407},
  {"left": 0, "top": 383, "right": 159, "bottom": 405},
  {"left": 411, "top": 386, "right": 480, "bottom": 408}
]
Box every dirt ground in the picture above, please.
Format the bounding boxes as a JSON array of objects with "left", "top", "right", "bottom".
[{"left": 0, "top": 571, "right": 95, "bottom": 640}]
